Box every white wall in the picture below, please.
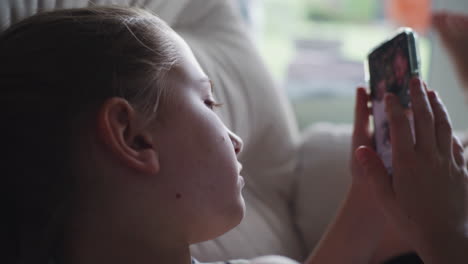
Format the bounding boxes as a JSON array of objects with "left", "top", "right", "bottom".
[{"left": 429, "top": 0, "right": 468, "bottom": 130}]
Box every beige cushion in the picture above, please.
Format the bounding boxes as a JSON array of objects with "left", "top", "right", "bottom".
[
  {"left": 0, "top": 0, "right": 352, "bottom": 263},
  {"left": 294, "top": 123, "right": 352, "bottom": 251}
]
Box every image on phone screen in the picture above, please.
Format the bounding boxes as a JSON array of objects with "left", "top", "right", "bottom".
[{"left": 368, "top": 31, "right": 418, "bottom": 175}]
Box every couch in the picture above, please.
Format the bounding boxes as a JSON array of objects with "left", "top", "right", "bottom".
[{"left": 0, "top": 0, "right": 353, "bottom": 262}]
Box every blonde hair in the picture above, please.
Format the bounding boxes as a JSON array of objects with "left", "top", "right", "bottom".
[{"left": 0, "top": 6, "right": 180, "bottom": 263}]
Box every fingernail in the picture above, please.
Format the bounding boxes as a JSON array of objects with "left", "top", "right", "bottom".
[
  {"left": 434, "top": 91, "right": 443, "bottom": 104},
  {"left": 411, "top": 77, "right": 421, "bottom": 86},
  {"left": 410, "top": 78, "right": 423, "bottom": 93},
  {"left": 428, "top": 90, "right": 436, "bottom": 100},
  {"left": 355, "top": 147, "right": 369, "bottom": 164},
  {"left": 357, "top": 87, "right": 365, "bottom": 96},
  {"left": 423, "top": 82, "right": 430, "bottom": 92}
]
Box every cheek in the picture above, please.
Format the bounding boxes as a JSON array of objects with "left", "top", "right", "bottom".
[
  {"left": 186, "top": 112, "right": 232, "bottom": 161},
  {"left": 161, "top": 121, "right": 234, "bottom": 187},
  {"left": 183, "top": 131, "right": 237, "bottom": 197},
  {"left": 157, "top": 101, "right": 238, "bottom": 194},
  {"left": 158, "top": 136, "right": 242, "bottom": 227}
]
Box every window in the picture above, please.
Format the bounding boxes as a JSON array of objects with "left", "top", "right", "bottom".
[{"left": 254, "top": 0, "right": 431, "bottom": 130}]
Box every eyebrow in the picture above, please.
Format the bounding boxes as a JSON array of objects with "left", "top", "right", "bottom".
[{"left": 198, "top": 77, "right": 214, "bottom": 93}]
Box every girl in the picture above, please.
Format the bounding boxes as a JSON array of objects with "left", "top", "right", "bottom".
[{"left": 1, "top": 6, "right": 467, "bottom": 264}]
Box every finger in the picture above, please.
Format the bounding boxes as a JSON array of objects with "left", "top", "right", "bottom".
[
  {"left": 452, "top": 135, "right": 466, "bottom": 168},
  {"left": 432, "top": 12, "right": 465, "bottom": 46},
  {"left": 386, "top": 93, "right": 415, "bottom": 162},
  {"left": 355, "top": 146, "right": 397, "bottom": 211},
  {"left": 352, "top": 87, "right": 372, "bottom": 149},
  {"left": 432, "top": 12, "right": 468, "bottom": 89},
  {"left": 446, "top": 12, "right": 468, "bottom": 36},
  {"left": 427, "top": 90, "right": 453, "bottom": 157},
  {"left": 410, "top": 78, "right": 437, "bottom": 152},
  {"left": 432, "top": 12, "right": 449, "bottom": 32},
  {"left": 423, "top": 81, "right": 430, "bottom": 92}
]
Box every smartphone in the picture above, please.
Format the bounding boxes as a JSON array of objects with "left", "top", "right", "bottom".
[{"left": 365, "top": 28, "right": 420, "bottom": 175}]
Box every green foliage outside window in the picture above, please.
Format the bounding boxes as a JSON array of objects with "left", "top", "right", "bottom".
[{"left": 305, "top": 0, "right": 378, "bottom": 22}]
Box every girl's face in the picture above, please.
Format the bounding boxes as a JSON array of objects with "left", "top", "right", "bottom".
[{"left": 150, "top": 33, "right": 245, "bottom": 243}]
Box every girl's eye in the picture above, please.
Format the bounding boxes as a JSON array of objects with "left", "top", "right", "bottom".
[{"left": 205, "top": 99, "right": 223, "bottom": 110}]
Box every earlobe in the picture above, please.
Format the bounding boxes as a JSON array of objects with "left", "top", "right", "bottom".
[{"left": 96, "top": 97, "right": 160, "bottom": 175}]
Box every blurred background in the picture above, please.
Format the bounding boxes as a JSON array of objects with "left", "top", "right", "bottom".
[{"left": 236, "top": 0, "right": 468, "bottom": 131}]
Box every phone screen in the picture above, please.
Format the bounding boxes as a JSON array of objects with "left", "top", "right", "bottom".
[{"left": 368, "top": 31, "right": 418, "bottom": 175}]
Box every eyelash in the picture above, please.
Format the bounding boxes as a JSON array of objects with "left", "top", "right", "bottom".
[{"left": 205, "top": 99, "right": 223, "bottom": 110}]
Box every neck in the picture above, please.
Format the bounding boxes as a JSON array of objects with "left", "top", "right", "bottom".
[{"left": 61, "top": 202, "right": 191, "bottom": 264}]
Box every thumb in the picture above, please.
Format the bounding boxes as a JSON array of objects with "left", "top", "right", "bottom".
[{"left": 355, "top": 146, "right": 396, "bottom": 210}]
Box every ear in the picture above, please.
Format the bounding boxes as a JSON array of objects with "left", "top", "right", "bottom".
[{"left": 96, "top": 97, "right": 160, "bottom": 175}]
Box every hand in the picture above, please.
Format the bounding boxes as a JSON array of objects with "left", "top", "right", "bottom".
[
  {"left": 348, "top": 87, "right": 383, "bottom": 218},
  {"left": 305, "top": 88, "right": 412, "bottom": 264},
  {"left": 342, "top": 87, "right": 390, "bottom": 261},
  {"left": 351, "top": 87, "right": 414, "bottom": 263},
  {"left": 350, "top": 87, "right": 373, "bottom": 186},
  {"left": 356, "top": 78, "right": 468, "bottom": 263},
  {"left": 432, "top": 11, "right": 468, "bottom": 89}
]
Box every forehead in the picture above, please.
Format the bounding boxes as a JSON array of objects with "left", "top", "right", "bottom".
[
  {"left": 170, "top": 32, "right": 207, "bottom": 81},
  {"left": 161, "top": 32, "right": 213, "bottom": 102}
]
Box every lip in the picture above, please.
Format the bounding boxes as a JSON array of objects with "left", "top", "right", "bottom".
[
  {"left": 238, "top": 163, "right": 243, "bottom": 174},
  {"left": 238, "top": 176, "right": 245, "bottom": 187}
]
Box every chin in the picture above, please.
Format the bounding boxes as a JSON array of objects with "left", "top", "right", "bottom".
[
  {"left": 230, "top": 194, "right": 246, "bottom": 226},
  {"left": 190, "top": 196, "right": 246, "bottom": 244},
  {"left": 220, "top": 195, "right": 246, "bottom": 234}
]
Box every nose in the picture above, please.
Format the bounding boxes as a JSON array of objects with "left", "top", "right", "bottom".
[{"left": 227, "top": 129, "right": 243, "bottom": 155}]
